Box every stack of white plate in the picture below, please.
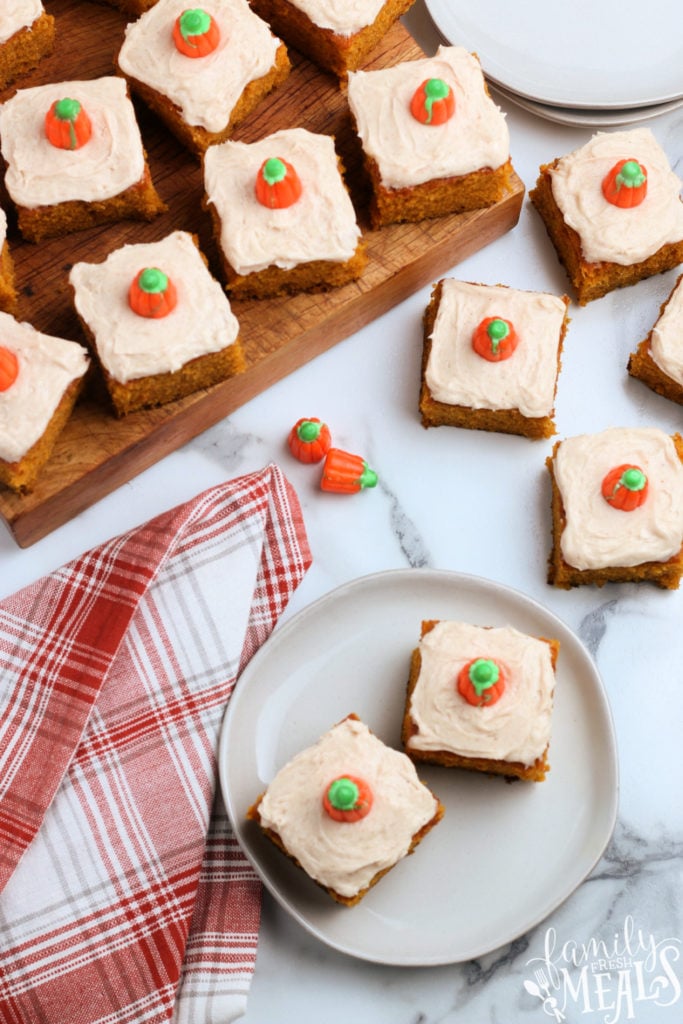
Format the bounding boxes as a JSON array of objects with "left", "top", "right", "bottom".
[{"left": 424, "top": 0, "right": 683, "bottom": 127}]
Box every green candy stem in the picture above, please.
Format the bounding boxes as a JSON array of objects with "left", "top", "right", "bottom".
[
  {"left": 297, "top": 420, "right": 322, "bottom": 443},
  {"left": 262, "top": 157, "right": 287, "bottom": 186},
  {"left": 468, "top": 658, "right": 500, "bottom": 696},
  {"left": 54, "top": 98, "right": 81, "bottom": 122},
  {"left": 616, "top": 160, "right": 646, "bottom": 190},
  {"left": 180, "top": 8, "right": 211, "bottom": 39},
  {"left": 486, "top": 318, "right": 510, "bottom": 355},
  {"left": 327, "top": 777, "right": 359, "bottom": 811},
  {"left": 620, "top": 467, "right": 647, "bottom": 492},
  {"left": 359, "top": 463, "right": 378, "bottom": 490},
  {"left": 138, "top": 267, "right": 169, "bottom": 294},
  {"left": 423, "top": 77, "right": 450, "bottom": 124}
]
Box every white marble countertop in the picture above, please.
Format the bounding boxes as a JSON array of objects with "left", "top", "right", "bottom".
[{"left": 2, "top": 5, "right": 682, "bottom": 1022}]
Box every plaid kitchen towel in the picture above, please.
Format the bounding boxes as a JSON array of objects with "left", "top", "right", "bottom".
[{"left": 0, "top": 464, "right": 312, "bottom": 1024}]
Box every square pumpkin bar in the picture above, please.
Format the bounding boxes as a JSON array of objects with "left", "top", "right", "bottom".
[
  {"left": 0, "top": 76, "right": 165, "bottom": 243},
  {"left": 530, "top": 128, "right": 683, "bottom": 305}
]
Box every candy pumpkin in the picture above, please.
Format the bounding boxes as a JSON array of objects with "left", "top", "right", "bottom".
[
  {"left": 255, "top": 157, "right": 302, "bottom": 209},
  {"left": 457, "top": 657, "right": 506, "bottom": 707},
  {"left": 320, "top": 448, "right": 378, "bottom": 493},
  {"left": 410, "top": 77, "right": 455, "bottom": 125},
  {"left": 287, "top": 417, "right": 332, "bottom": 463},
  {"left": 173, "top": 8, "right": 220, "bottom": 57},
  {"left": 0, "top": 346, "right": 19, "bottom": 392},
  {"left": 44, "top": 98, "right": 92, "bottom": 151},
  {"left": 601, "top": 159, "right": 647, "bottom": 208},
  {"left": 601, "top": 464, "right": 649, "bottom": 511},
  {"left": 472, "top": 316, "right": 519, "bottom": 362},
  {"left": 128, "top": 267, "right": 178, "bottom": 319},
  {"left": 322, "top": 775, "right": 373, "bottom": 822}
]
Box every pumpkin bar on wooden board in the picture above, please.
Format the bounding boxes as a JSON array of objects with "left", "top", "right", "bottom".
[
  {"left": 248, "top": 0, "right": 415, "bottom": 78},
  {"left": 529, "top": 128, "right": 683, "bottom": 305},
  {"left": 203, "top": 126, "right": 367, "bottom": 299},
  {"left": 419, "top": 278, "right": 569, "bottom": 439},
  {"left": 247, "top": 714, "right": 444, "bottom": 906},
  {"left": 346, "top": 45, "right": 514, "bottom": 228},
  {"left": 116, "top": 0, "right": 291, "bottom": 158},
  {"left": 547, "top": 426, "right": 683, "bottom": 589},
  {"left": 0, "top": 207, "right": 18, "bottom": 315},
  {"left": 0, "top": 0, "right": 55, "bottom": 91},
  {"left": 69, "top": 230, "right": 245, "bottom": 417},
  {"left": 0, "top": 312, "right": 90, "bottom": 494},
  {"left": 402, "top": 620, "right": 559, "bottom": 783},
  {"left": 627, "top": 272, "right": 683, "bottom": 406},
  {"left": 0, "top": 76, "right": 165, "bottom": 243}
]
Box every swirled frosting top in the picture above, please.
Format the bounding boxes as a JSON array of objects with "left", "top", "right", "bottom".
[
  {"left": 347, "top": 46, "right": 510, "bottom": 189},
  {"left": 548, "top": 128, "right": 683, "bottom": 265},
  {"left": 0, "top": 76, "right": 146, "bottom": 207},
  {"left": 118, "top": 0, "right": 281, "bottom": 133}
]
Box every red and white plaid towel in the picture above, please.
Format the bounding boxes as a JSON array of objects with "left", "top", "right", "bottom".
[{"left": 0, "top": 464, "right": 312, "bottom": 1024}]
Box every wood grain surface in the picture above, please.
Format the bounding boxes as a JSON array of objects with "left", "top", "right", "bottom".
[{"left": 0, "top": 0, "right": 524, "bottom": 547}]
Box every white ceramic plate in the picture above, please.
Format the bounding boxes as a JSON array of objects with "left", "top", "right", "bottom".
[
  {"left": 490, "top": 84, "right": 683, "bottom": 128},
  {"left": 219, "top": 569, "right": 618, "bottom": 966},
  {"left": 424, "top": 0, "right": 683, "bottom": 110}
]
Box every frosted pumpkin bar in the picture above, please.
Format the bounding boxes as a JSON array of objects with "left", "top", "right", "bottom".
[
  {"left": 247, "top": 714, "right": 444, "bottom": 906},
  {"left": 402, "top": 621, "right": 559, "bottom": 782},
  {"left": 0, "top": 312, "right": 89, "bottom": 494},
  {"left": 69, "top": 231, "right": 245, "bottom": 417},
  {"left": 347, "top": 46, "right": 513, "bottom": 228},
  {"left": 628, "top": 272, "right": 683, "bottom": 407},
  {"left": 419, "top": 278, "right": 569, "bottom": 439},
  {"left": 203, "top": 127, "right": 366, "bottom": 298},
  {"left": 530, "top": 128, "right": 683, "bottom": 305},
  {"left": 117, "top": 0, "right": 291, "bottom": 157},
  {"left": 547, "top": 426, "right": 683, "bottom": 589},
  {"left": 0, "top": 0, "right": 55, "bottom": 91},
  {"left": 248, "top": 0, "right": 415, "bottom": 78},
  {"left": 0, "top": 76, "right": 165, "bottom": 243}
]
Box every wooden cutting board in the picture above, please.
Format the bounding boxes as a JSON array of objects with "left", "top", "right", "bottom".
[{"left": 0, "top": 0, "right": 525, "bottom": 547}]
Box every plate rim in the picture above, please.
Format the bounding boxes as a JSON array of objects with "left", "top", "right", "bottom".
[
  {"left": 424, "top": 0, "right": 683, "bottom": 111},
  {"left": 219, "top": 568, "right": 620, "bottom": 966}
]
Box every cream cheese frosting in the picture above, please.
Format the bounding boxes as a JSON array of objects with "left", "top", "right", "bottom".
[
  {"left": 425, "top": 279, "right": 567, "bottom": 417},
  {"left": 256, "top": 717, "right": 440, "bottom": 899},
  {"left": 69, "top": 231, "right": 240, "bottom": 384},
  {"left": 0, "top": 0, "right": 43, "bottom": 44},
  {"left": 203, "top": 127, "right": 362, "bottom": 274},
  {"left": 650, "top": 275, "right": 683, "bottom": 387},
  {"left": 548, "top": 128, "right": 683, "bottom": 266},
  {"left": 117, "top": 0, "right": 281, "bottom": 133},
  {"left": 554, "top": 427, "right": 683, "bottom": 570},
  {"left": 406, "top": 622, "right": 556, "bottom": 767},
  {"left": 0, "top": 312, "right": 89, "bottom": 464},
  {"left": 0, "top": 76, "right": 146, "bottom": 208},
  {"left": 282, "top": 0, "right": 384, "bottom": 35},
  {"left": 347, "top": 46, "right": 509, "bottom": 190}
]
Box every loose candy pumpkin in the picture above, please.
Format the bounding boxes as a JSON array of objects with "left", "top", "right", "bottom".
[
  {"left": 287, "top": 417, "right": 332, "bottom": 463},
  {"left": 320, "top": 448, "right": 378, "bottom": 493}
]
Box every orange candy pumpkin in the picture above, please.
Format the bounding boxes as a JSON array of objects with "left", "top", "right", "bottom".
[
  {"left": 601, "top": 464, "right": 649, "bottom": 511},
  {"left": 457, "top": 658, "right": 506, "bottom": 707},
  {"left": 128, "top": 267, "right": 178, "bottom": 319},
  {"left": 320, "top": 448, "right": 378, "bottom": 493},
  {"left": 0, "top": 346, "right": 19, "bottom": 392},
  {"left": 472, "top": 316, "right": 519, "bottom": 362},
  {"left": 173, "top": 8, "right": 220, "bottom": 58},
  {"left": 287, "top": 417, "right": 332, "bottom": 463},
  {"left": 602, "top": 159, "right": 647, "bottom": 208},
  {"left": 255, "top": 157, "right": 302, "bottom": 209},
  {"left": 410, "top": 77, "right": 455, "bottom": 125},
  {"left": 322, "top": 775, "right": 373, "bottom": 822},
  {"left": 44, "top": 98, "right": 92, "bottom": 151}
]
